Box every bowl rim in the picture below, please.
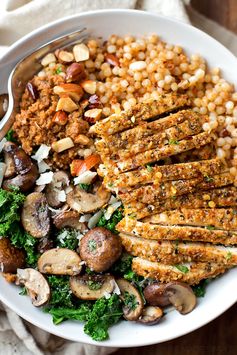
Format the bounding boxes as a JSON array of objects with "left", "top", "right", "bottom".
[{"left": 1, "top": 8, "right": 237, "bottom": 348}]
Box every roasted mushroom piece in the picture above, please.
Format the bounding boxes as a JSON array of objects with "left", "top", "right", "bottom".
[
  {"left": 2, "top": 142, "right": 38, "bottom": 191},
  {"left": 138, "top": 306, "right": 163, "bottom": 325},
  {"left": 165, "top": 282, "right": 197, "bottom": 315},
  {"left": 0, "top": 238, "right": 25, "bottom": 273},
  {"left": 70, "top": 274, "right": 115, "bottom": 300},
  {"left": 144, "top": 283, "right": 171, "bottom": 307},
  {"left": 116, "top": 278, "right": 144, "bottom": 321},
  {"left": 45, "top": 171, "right": 69, "bottom": 208},
  {"left": 79, "top": 227, "right": 122, "bottom": 272},
  {"left": 53, "top": 210, "right": 86, "bottom": 231},
  {"left": 21, "top": 192, "right": 50, "bottom": 238},
  {"left": 38, "top": 248, "right": 82, "bottom": 276},
  {"left": 16, "top": 268, "right": 50, "bottom": 307},
  {"left": 67, "top": 182, "right": 111, "bottom": 213}
]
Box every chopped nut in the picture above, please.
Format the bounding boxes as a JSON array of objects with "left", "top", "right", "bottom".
[
  {"left": 56, "top": 96, "right": 78, "bottom": 112},
  {"left": 65, "top": 63, "right": 86, "bottom": 83},
  {"left": 41, "top": 53, "right": 56, "bottom": 67},
  {"left": 80, "top": 99, "right": 89, "bottom": 110},
  {"left": 80, "top": 80, "right": 96, "bottom": 95},
  {"left": 171, "top": 186, "right": 177, "bottom": 195},
  {"left": 105, "top": 53, "right": 120, "bottom": 67},
  {"left": 74, "top": 134, "right": 91, "bottom": 145},
  {"left": 129, "top": 61, "right": 146, "bottom": 71},
  {"left": 52, "top": 111, "right": 68, "bottom": 125},
  {"left": 84, "top": 109, "right": 102, "bottom": 123},
  {"left": 131, "top": 116, "right": 135, "bottom": 123},
  {"left": 73, "top": 43, "right": 90, "bottom": 62},
  {"left": 53, "top": 83, "right": 83, "bottom": 102},
  {"left": 52, "top": 137, "right": 74, "bottom": 153},
  {"left": 57, "top": 50, "right": 74, "bottom": 63},
  {"left": 88, "top": 94, "right": 102, "bottom": 109}
]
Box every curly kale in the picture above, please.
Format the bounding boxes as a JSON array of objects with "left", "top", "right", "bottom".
[
  {"left": 47, "top": 276, "right": 75, "bottom": 308},
  {"left": 97, "top": 207, "right": 123, "bottom": 233},
  {"left": 55, "top": 228, "right": 79, "bottom": 250}
]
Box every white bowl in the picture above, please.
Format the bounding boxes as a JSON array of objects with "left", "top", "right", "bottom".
[{"left": 1, "top": 9, "right": 237, "bottom": 348}]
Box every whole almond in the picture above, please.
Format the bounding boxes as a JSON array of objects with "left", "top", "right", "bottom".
[
  {"left": 65, "top": 63, "right": 86, "bottom": 83},
  {"left": 52, "top": 111, "right": 68, "bottom": 125},
  {"left": 105, "top": 53, "right": 120, "bottom": 67}
]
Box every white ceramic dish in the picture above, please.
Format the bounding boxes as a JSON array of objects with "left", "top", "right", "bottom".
[{"left": 1, "top": 9, "right": 237, "bottom": 348}]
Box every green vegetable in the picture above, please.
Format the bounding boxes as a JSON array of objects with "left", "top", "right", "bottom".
[
  {"left": 146, "top": 164, "right": 153, "bottom": 172},
  {"left": 84, "top": 295, "right": 123, "bottom": 341},
  {"left": 19, "top": 287, "right": 27, "bottom": 296},
  {"left": 226, "top": 251, "right": 232, "bottom": 261},
  {"left": 88, "top": 239, "right": 97, "bottom": 252},
  {"left": 55, "top": 228, "right": 79, "bottom": 250},
  {"left": 55, "top": 66, "right": 62, "bottom": 74},
  {"left": 169, "top": 139, "right": 179, "bottom": 145},
  {"left": 111, "top": 253, "right": 133, "bottom": 275},
  {"left": 47, "top": 276, "right": 74, "bottom": 308},
  {"left": 123, "top": 291, "right": 137, "bottom": 311},
  {"left": 87, "top": 280, "right": 103, "bottom": 290},
  {"left": 97, "top": 207, "right": 123, "bottom": 233},
  {"left": 206, "top": 225, "right": 215, "bottom": 231},
  {"left": 47, "top": 304, "right": 91, "bottom": 325},
  {"left": 5, "top": 129, "right": 17, "bottom": 143},
  {"left": 174, "top": 264, "right": 189, "bottom": 274},
  {"left": 0, "top": 188, "right": 39, "bottom": 266},
  {"left": 192, "top": 279, "right": 209, "bottom": 297},
  {"left": 204, "top": 175, "right": 214, "bottom": 183},
  {"left": 79, "top": 183, "right": 91, "bottom": 192}
]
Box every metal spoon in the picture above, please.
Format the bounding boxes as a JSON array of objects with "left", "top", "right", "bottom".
[{"left": 0, "top": 27, "right": 88, "bottom": 140}]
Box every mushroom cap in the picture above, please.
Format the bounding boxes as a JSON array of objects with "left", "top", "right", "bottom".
[
  {"left": 79, "top": 227, "right": 122, "bottom": 272},
  {"left": 21, "top": 192, "right": 50, "bottom": 238},
  {"left": 138, "top": 306, "right": 163, "bottom": 325},
  {"left": 38, "top": 248, "right": 82, "bottom": 276},
  {"left": 16, "top": 268, "right": 50, "bottom": 307},
  {"left": 116, "top": 278, "right": 144, "bottom": 321},
  {"left": 165, "top": 281, "right": 197, "bottom": 315},
  {"left": 144, "top": 283, "right": 171, "bottom": 307},
  {"left": 45, "top": 171, "right": 69, "bottom": 208},
  {"left": 0, "top": 238, "right": 25, "bottom": 273},
  {"left": 53, "top": 210, "right": 86, "bottom": 231},
  {"left": 67, "top": 182, "right": 110, "bottom": 214},
  {"left": 70, "top": 274, "right": 115, "bottom": 300}
]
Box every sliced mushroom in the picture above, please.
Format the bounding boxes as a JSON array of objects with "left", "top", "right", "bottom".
[
  {"left": 165, "top": 282, "right": 197, "bottom": 315},
  {"left": 0, "top": 238, "right": 25, "bottom": 273},
  {"left": 21, "top": 192, "right": 50, "bottom": 238},
  {"left": 3, "top": 164, "right": 39, "bottom": 192},
  {"left": 4, "top": 151, "right": 15, "bottom": 178},
  {"left": 144, "top": 283, "right": 171, "bottom": 307},
  {"left": 45, "top": 171, "right": 69, "bottom": 208},
  {"left": 79, "top": 227, "right": 122, "bottom": 272},
  {"left": 16, "top": 268, "right": 50, "bottom": 307},
  {"left": 38, "top": 248, "right": 82, "bottom": 275},
  {"left": 67, "top": 182, "right": 111, "bottom": 214},
  {"left": 116, "top": 278, "right": 144, "bottom": 321},
  {"left": 70, "top": 274, "right": 115, "bottom": 300},
  {"left": 3, "top": 142, "right": 38, "bottom": 192},
  {"left": 138, "top": 306, "right": 163, "bottom": 325},
  {"left": 53, "top": 210, "right": 86, "bottom": 231}
]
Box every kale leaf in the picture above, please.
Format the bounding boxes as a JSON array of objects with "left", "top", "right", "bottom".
[
  {"left": 97, "top": 207, "right": 123, "bottom": 233},
  {"left": 79, "top": 183, "right": 91, "bottom": 192},
  {"left": 5, "top": 129, "right": 17, "bottom": 143},
  {"left": 47, "top": 304, "right": 91, "bottom": 325},
  {"left": 55, "top": 228, "right": 79, "bottom": 250},
  {"left": 84, "top": 294, "right": 123, "bottom": 341},
  {"left": 111, "top": 253, "right": 133, "bottom": 275},
  {"left": 47, "top": 275, "right": 74, "bottom": 308},
  {"left": 192, "top": 279, "right": 209, "bottom": 297}
]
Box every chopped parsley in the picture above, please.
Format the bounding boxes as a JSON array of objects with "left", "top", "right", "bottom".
[
  {"left": 55, "top": 66, "right": 62, "bottom": 74},
  {"left": 55, "top": 228, "right": 79, "bottom": 250},
  {"left": 88, "top": 239, "right": 97, "bottom": 252},
  {"left": 5, "top": 129, "right": 17, "bottom": 142},
  {"left": 206, "top": 225, "right": 216, "bottom": 231},
  {"left": 146, "top": 164, "right": 153, "bottom": 172},
  {"left": 79, "top": 183, "right": 91, "bottom": 192},
  {"left": 123, "top": 291, "right": 137, "bottom": 311},
  {"left": 175, "top": 264, "right": 189, "bottom": 273},
  {"left": 226, "top": 251, "right": 232, "bottom": 261},
  {"left": 87, "top": 280, "right": 103, "bottom": 290},
  {"left": 204, "top": 175, "right": 214, "bottom": 183},
  {"left": 169, "top": 139, "right": 179, "bottom": 145},
  {"left": 19, "top": 287, "right": 27, "bottom": 296}
]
